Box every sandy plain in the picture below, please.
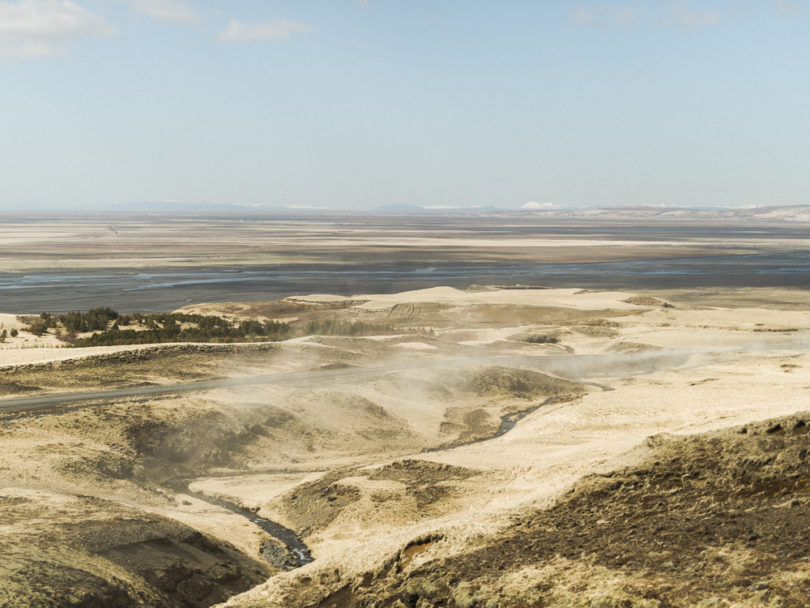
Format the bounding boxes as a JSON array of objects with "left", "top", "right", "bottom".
[
  {"left": 0, "top": 281, "right": 809, "bottom": 607},
  {"left": 0, "top": 216, "right": 765, "bottom": 271},
  {"left": 1, "top": 216, "right": 810, "bottom": 607}
]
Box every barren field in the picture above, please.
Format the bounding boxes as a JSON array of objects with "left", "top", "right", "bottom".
[
  {"left": 0, "top": 216, "right": 766, "bottom": 272},
  {"left": 2, "top": 278, "right": 810, "bottom": 607}
]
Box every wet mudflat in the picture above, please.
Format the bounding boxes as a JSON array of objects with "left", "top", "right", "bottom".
[
  {"left": 5, "top": 216, "right": 810, "bottom": 313},
  {"left": 5, "top": 251, "right": 810, "bottom": 313}
]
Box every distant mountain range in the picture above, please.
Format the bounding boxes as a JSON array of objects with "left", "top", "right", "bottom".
[
  {"left": 517, "top": 204, "right": 810, "bottom": 223},
  {"left": 373, "top": 203, "right": 810, "bottom": 222},
  {"left": 128, "top": 202, "right": 810, "bottom": 222},
  {"left": 3, "top": 201, "right": 810, "bottom": 222}
]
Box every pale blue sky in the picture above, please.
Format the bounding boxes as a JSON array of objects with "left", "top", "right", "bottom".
[{"left": 1, "top": 0, "right": 809, "bottom": 210}]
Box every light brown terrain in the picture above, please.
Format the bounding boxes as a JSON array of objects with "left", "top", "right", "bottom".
[
  {"left": 0, "top": 216, "right": 761, "bottom": 272},
  {"left": 2, "top": 284, "right": 810, "bottom": 607}
]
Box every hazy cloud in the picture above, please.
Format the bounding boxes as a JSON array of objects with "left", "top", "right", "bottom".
[
  {"left": 522, "top": 201, "right": 555, "bottom": 210},
  {"left": 573, "top": 2, "right": 742, "bottom": 30},
  {"left": 0, "top": 0, "right": 116, "bottom": 60},
  {"left": 572, "top": 7, "right": 599, "bottom": 25},
  {"left": 772, "top": 0, "right": 802, "bottom": 14},
  {"left": 572, "top": 4, "right": 637, "bottom": 27},
  {"left": 124, "top": 0, "right": 200, "bottom": 24},
  {"left": 665, "top": 2, "right": 722, "bottom": 28},
  {"left": 217, "top": 18, "right": 311, "bottom": 43}
]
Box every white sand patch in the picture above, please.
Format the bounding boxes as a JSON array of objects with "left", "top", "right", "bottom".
[
  {"left": 190, "top": 472, "right": 322, "bottom": 512},
  {"left": 286, "top": 294, "right": 353, "bottom": 304},
  {"left": 394, "top": 342, "right": 438, "bottom": 351},
  {"left": 351, "top": 287, "right": 641, "bottom": 312},
  {"left": 283, "top": 336, "right": 337, "bottom": 347},
  {"left": 0, "top": 314, "right": 25, "bottom": 331},
  {"left": 448, "top": 327, "right": 528, "bottom": 346},
  {"left": 638, "top": 306, "right": 810, "bottom": 332},
  {"left": 0, "top": 344, "right": 157, "bottom": 368}
]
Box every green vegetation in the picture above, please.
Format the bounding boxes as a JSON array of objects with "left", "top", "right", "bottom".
[
  {"left": 74, "top": 313, "right": 291, "bottom": 347},
  {"left": 60, "top": 307, "right": 118, "bottom": 332},
  {"left": 22, "top": 312, "right": 54, "bottom": 337},
  {"left": 524, "top": 334, "right": 559, "bottom": 344},
  {"left": 20, "top": 307, "right": 430, "bottom": 347},
  {"left": 24, "top": 309, "right": 292, "bottom": 346}
]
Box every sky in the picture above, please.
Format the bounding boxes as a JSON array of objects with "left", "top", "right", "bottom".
[{"left": 1, "top": 0, "right": 809, "bottom": 211}]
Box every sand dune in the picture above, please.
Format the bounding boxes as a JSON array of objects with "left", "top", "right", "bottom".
[{"left": 1, "top": 286, "right": 809, "bottom": 607}]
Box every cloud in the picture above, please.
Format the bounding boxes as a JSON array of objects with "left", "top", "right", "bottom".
[
  {"left": 772, "top": 0, "right": 802, "bottom": 14},
  {"left": 217, "top": 18, "right": 311, "bottom": 43},
  {"left": 124, "top": 0, "right": 200, "bottom": 25},
  {"left": 573, "top": 2, "right": 740, "bottom": 30},
  {"left": 665, "top": 2, "right": 721, "bottom": 28},
  {"left": 572, "top": 7, "right": 599, "bottom": 25},
  {"left": 572, "top": 4, "right": 637, "bottom": 27},
  {"left": 0, "top": 0, "right": 116, "bottom": 60},
  {"left": 522, "top": 201, "right": 555, "bottom": 210}
]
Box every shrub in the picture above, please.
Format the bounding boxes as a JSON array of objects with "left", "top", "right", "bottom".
[{"left": 525, "top": 334, "right": 559, "bottom": 344}]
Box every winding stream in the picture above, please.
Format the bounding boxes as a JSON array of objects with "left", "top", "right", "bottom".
[
  {"left": 429, "top": 392, "right": 589, "bottom": 453},
  {"left": 170, "top": 481, "right": 313, "bottom": 569},
  {"left": 173, "top": 394, "right": 563, "bottom": 571},
  {"left": 171, "top": 388, "right": 606, "bottom": 569}
]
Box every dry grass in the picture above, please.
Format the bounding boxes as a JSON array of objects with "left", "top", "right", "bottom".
[{"left": 3, "top": 285, "right": 810, "bottom": 607}]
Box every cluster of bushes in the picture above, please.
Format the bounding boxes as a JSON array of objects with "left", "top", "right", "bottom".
[
  {"left": 23, "top": 313, "right": 54, "bottom": 336},
  {"left": 0, "top": 328, "right": 19, "bottom": 342},
  {"left": 60, "top": 307, "right": 119, "bottom": 332},
  {"left": 73, "top": 314, "right": 291, "bottom": 347},
  {"left": 22, "top": 306, "right": 433, "bottom": 346},
  {"left": 524, "top": 334, "right": 559, "bottom": 344},
  {"left": 23, "top": 308, "right": 291, "bottom": 346},
  {"left": 24, "top": 308, "right": 118, "bottom": 336}
]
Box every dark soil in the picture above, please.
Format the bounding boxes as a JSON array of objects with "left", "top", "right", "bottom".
[
  {"left": 0, "top": 496, "right": 271, "bottom": 608},
  {"left": 286, "top": 413, "right": 810, "bottom": 608}
]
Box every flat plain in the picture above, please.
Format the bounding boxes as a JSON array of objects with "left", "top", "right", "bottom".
[
  {"left": 1, "top": 214, "right": 809, "bottom": 608},
  {"left": 4, "top": 214, "right": 810, "bottom": 312}
]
